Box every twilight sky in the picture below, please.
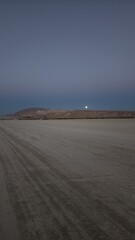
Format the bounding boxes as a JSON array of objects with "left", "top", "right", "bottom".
[{"left": 0, "top": 0, "right": 135, "bottom": 114}]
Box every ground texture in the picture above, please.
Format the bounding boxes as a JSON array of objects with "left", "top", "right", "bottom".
[{"left": 0, "top": 119, "right": 135, "bottom": 240}]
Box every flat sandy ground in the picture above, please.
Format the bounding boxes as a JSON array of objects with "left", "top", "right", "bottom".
[{"left": 0, "top": 119, "right": 135, "bottom": 240}]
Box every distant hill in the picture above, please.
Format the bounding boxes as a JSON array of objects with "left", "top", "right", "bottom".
[
  {"left": 14, "top": 108, "right": 50, "bottom": 118},
  {"left": 14, "top": 108, "right": 49, "bottom": 115},
  {"left": 1, "top": 108, "right": 135, "bottom": 120}
]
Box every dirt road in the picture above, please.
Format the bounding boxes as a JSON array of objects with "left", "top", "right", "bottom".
[{"left": 0, "top": 119, "right": 135, "bottom": 240}]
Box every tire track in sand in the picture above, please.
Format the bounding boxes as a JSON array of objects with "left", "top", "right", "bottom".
[{"left": 0, "top": 126, "right": 134, "bottom": 240}]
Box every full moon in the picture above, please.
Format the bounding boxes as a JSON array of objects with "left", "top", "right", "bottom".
[{"left": 85, "top": 106, "right": 88, "bottom": 109}]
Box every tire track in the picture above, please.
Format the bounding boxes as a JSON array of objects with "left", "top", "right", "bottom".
[
  {"left": 0, "top": 134, "right": 80, "bottom": 240},
  {"left": 0, "top": 127, "right": 107, "bottom": 240},
  {"left": 0, "top": 125, "right": 134, "bottom": 240}
]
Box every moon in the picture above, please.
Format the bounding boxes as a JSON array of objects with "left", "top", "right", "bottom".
[{"left": 85, "top": 106, "right": 88, "bottom": 109}]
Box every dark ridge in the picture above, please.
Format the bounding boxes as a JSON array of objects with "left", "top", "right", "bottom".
[
  {"left": 1, "top": 108, "right": 135, "bottom": 120},
  {"left": 14, "top": 107, "right": 49, "bottom": 115}
]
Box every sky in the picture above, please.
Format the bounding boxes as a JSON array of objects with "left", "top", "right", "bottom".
[{"left": 0, "top": 0, "right": 135, "bottom": 115}]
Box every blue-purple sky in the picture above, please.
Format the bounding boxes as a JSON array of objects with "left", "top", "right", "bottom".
[{"left": 0, "top": 0, "right": 135, "bottom": 114}]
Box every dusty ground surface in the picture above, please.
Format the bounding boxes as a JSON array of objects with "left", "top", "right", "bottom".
[{"left": 0, "top": 119, "right": 135, "bottom": 240}]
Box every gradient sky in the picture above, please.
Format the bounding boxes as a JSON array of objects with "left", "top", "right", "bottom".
[{"left": 0, "top": 0, "right": 135, "bottom": 114}]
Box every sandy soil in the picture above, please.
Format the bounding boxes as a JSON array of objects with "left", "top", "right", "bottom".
[{"left": 0, "top": 119, "right": 135, "bottom": 240}]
